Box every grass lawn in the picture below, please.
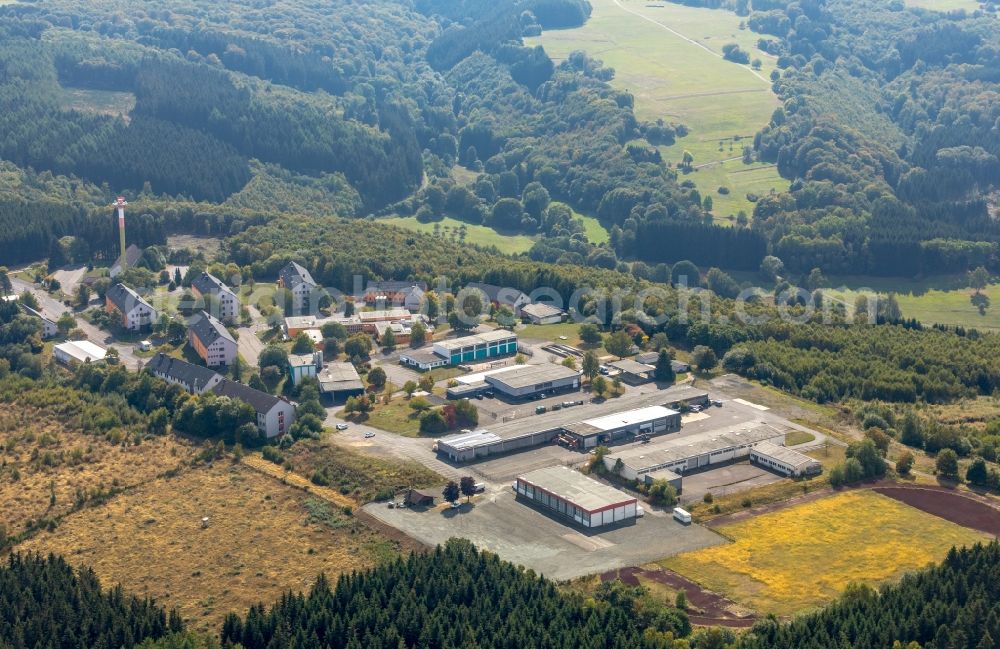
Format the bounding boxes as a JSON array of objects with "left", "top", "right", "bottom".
[
  {"left": 517, "top": 321, "right": 594, "bottom": 347},
  {"left": 55, "top": 86, "right": 135, "bottom": 123},
  {"left": 784, "top": 430, "right": 815, "bottom": 446},
  {"left": 529, "top": 0, "right": 787, "bottom": 222},
  {"left": 820, "top": 275, "right": 1000, "bottom": 331},
  {"left": 382, "top": 215, "right": 536, "bottom": 255},
  {"left": 552, "top": 202, "right": 610, "bottom": 245},
  {"left": 340, "top": 398, "right": 425, "bottom": 437},
  {"left": 664, "top": 490, "right": 990, "bottom": 616}
]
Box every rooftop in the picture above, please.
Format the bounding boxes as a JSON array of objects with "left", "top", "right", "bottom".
[
  {"left": 608, "top": 421, "right": 784, "bottom": 472},
  {"left": 485, "top": 363, "right": 580, "bottom": 389},
  {"left": 279, "top": 261, "right": 315, "bottom": 288},
  {"left": 466, "top": 282, "right": 529, "bottom": 304},
  {"left": 288, "top": 352, "right": 319, "bottom": 368},
  {"left": 435, "top": 329, "right": 517, "bottom": 352},
  {"left": 456, "top": 364, "right": 520, "bottom": 385},
  {"left": 575, "top": 405, "right": 678, "bottom": 433},
  {"left": 517, "top": 466, "right": 636, "bottom": 513},
  {"left": 146, "top": 353, "right": 221, "bottom": 388},
  {"left": 191, "top": 271, "right": 233, "bottom": 296},
  {"left": 318, "top": 362, "right": 364, "bottom": 393},
  {"left": 54, "top": 340, "right": 106, "bottom": 363},
  {"left": 608, "top": 359, "right": 656, "bottom": 375},
  {"left": 400, "top": 348, "right": 446, "bottom": 364},
  {"left": 359, "top": 308, "right": 411, "bottom": 322},
  {"left": 751, "top": 440, "right": 819, "bottom": 470},
  {"left": 188, "top": 311, "right": 235, "bottom": 347},
  {"left": 106, "top": 283, "right": 154, "bottom": 312},
  {"left": 438, "top": 385, "right": 709, "bottom": 447},
  {"left": 212, "top": 379, "right": 286, "bottom": 414},
  {"left": 520, "top": 302, "right": 564, "bottom": 318}
]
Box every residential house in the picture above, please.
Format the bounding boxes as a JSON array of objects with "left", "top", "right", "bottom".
[
  {"left": 277, "top": 261, "right": 317, "bottom": 314},
  {"left": 106, "top": 283, "right": 158, "bottom": 331},
  {"left": 191, "top": 271, "right": 240, "bottom": 322},
  {"left": 187, "top": 310, "right": 237, "bottom": 367},
  {"left": 362, "top": 280, "right": 427, "bottom": 312},
  {"left": 109, "top": 244, "right": 143, "bottom": 279},
  {"left": 467, "top": 282, "right": 531, "bottom": 313},
  {"left": 20, "top": 305, "right": 58, "bottom": 338},
  {"left": 145, "top": 353, "right": 223, "bottom": 394},
  {"left": 212, "top": 379, "right": 296, "bottom": 438}
]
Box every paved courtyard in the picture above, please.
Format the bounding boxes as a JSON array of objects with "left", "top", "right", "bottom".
[{"left": 364, "top": 487, "right": 724, "bottom": 581}]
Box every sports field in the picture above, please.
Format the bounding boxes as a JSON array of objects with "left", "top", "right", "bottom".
[
  {"left": 663, "top": 490, "right": 990, "bottom": 616},
  {"left": 530, "top": 0, "right": 787, "bottom": 221}
]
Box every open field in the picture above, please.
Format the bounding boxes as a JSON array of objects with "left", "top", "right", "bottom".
[
  {"left": 56, "top": 86, "right": 135, "bottom": 122},
  {"left": 281, "top": 438, "right": 443, "bottom": 502},
  {"left": 382, "top": 215, "right": 536, "bottom": 255},
  {"left": 529, "top": 0, "right": 787, "bottom": 221},
  {"left": 816, "top": 274, "right": 1000, "bottom": 331},
  {"left": 0, "top": 405, "right": 195, "bottom": 534},
  {"left": 663, "top": 490, "right": 991, "bottom": 616},
  {"left": 18, "top": 462, "right": 397, "bottom": 633},
  {"left": 340, "top": 398, "right": 425, "bottom": 437},
  {"left": 166, "top": 234, "right": 224, "bottom": 257}
]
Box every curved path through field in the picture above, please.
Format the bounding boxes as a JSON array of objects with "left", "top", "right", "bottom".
[{"left": 610, "top": 0, "right": 772, "bottom": 84}]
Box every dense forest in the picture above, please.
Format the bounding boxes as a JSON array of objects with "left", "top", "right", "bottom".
[
  {"left": 749, "top": 0, "right": 1000, "bottom": 275},
  {"left": 4, "top": 540, "right": 998, "bottom": 649}
]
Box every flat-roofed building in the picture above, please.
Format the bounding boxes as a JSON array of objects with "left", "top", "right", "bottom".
[
  {"left": 53, "top": 340, "right": 106, "bottom": 365},
  {"left": 750, "top": 440, "right": 822, "bottom": 477},
  {"left": 604, "top": 422, "right": 783, "bottom": 482},
  {"left": 288, "top": 351, "right": 322, "bottom": 386},
  {"left": 608, "top": 359, "right": 656, "bottom": 385},
  {"left": 520, "top": 302, "right": 564, "bottom": 325},
  {"left": 317, "top": 362, "right": 365, "bottom": 399},
  {"left": 433, "top": 330, "right": 518, "bottom": 365},
  {"left": 484, "top": 363, "right": 581, "bottom": 400},
  {"left": 563, "top": 405, "right": 680, "bottom": 448},
  {"left": 515, "top": 466, "right": 638, "bottom": 528},
  {"left": 435, "top": 386, "right": 701, "bottom": 462},
  {"left": 399, "top": 347, "right": 450, "bottom": 371},
  {"left": 641, "top": 468, "right": 683, "bottom": 492}
]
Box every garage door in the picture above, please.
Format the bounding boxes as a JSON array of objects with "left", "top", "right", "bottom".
[{"left": 698, "top": 454, "right": 711, "bottom": 468}]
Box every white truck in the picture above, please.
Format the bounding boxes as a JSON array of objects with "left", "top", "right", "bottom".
[{"left": 673, "top": 507, "right": 692, "bottom": 524}]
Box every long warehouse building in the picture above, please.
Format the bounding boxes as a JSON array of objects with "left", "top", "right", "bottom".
[
  {"left": 435, "top": 385, "right": 706, "bottom": 462},
  {"left": 603, "top": 421, "right": 784, "bottom": 482},
  {"left": 515, "top": 466, "right": 638, "bottom": 528}
]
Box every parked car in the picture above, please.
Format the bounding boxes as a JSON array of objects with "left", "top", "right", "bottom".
[
  {"left": 691, "top": 405, "right": 702, "bottom": 413},
  {"left": 335, "top": 423, "right": 349, "bottom": 431},
  {"left": 535, "top": 405, "right": 547, "bottom": 414},
  {"left": 450, "top": 501, "right": 461, "bottom": 509},
  {"left": 364, "top": 431, "right": 375, "bottom": 438},
  {"left": 712, "top": 399, "right": 723, "bottom": 407},
  {"left": 673, "top": 507, "right": 692, "bottom": 524},
  {"left": 473, "top": 482, "right": 486, "bottom": 493},
  {"left": 636, "top": 506, "right": 645, "bottom": 518}
]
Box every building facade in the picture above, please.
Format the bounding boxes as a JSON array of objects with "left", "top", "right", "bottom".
[
  {"left": 212, "top": 379, "right": 295, "bottom": 438},
  {"left": 187, "top": 311, "right": 237, "bottom": 367},
  {"left": 433, "top": 330, "right": 518, "bottom": 365},
  {"left": 515, "top": 466, "right": 638, "bottom": 528},
  {"left": 106, "top": 283, "right": 158, "bottom": 331},
  {"left": 288, "top": 351, "right": 322, "bottom": 386},
  {"left": 191, "top": 272, "right": 240, "bottom": 322},
  {"left": 277, "top": 261, "right": 318, "bottom": 314}
]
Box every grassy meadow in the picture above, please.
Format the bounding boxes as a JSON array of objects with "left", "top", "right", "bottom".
[
  {"left": 381, "top": 215, "right": 536, "bottom": 255},
  {"left": 529, "top": 0, "right": 787, "bottom": 221},
  {"left": 55, "top": 86, "right": 135, "bottom": 122},
  {"left": 664, "top": 490, "right": 990, "bottom": 616},
  {"left": 20, "top": 461, "right": 396, "bottom": 633}
]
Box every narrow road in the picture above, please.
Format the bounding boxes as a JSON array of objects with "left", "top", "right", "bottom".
[
  {"left": 11, "top": 278, "right": 140, "bottom": 369},
  {"left": 610, "top": 0, "right": 772, "bottom": 85}
]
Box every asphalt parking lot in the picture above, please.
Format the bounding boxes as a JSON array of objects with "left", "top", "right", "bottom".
[
  {"left": 364, "top": 487, "right": 724, "bottom": 581},
  {"left": 677, "top": 461, "right": 785, "bottom": 505}
]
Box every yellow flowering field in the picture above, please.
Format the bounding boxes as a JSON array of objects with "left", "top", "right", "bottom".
[{"left": 663, "top": 490, "right": 990, "bottom": 616}]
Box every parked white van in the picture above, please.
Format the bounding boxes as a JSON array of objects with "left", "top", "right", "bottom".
[{"left": 673, "top": 507, "right": 692, "bottom": 524}]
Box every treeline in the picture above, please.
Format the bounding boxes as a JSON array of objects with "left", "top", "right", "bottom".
[
  {"left": 720, "top": 323, "right": 1000, "bottom": 404},
  {"left": 739, "top": 542, "right": 1000, "bottom": 649},
  {"left": 749, "top": 0, "right": 1000, "bottom": 275},
  {"left": 0, "top": 554, "right": 184, "bottom": 649},
  {"left": 221, "top": 538, "right": 687, "bottom": 648}
]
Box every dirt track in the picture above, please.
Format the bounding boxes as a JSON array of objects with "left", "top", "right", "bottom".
[
  {"left": 601, "top": 566, "right": 755, "bottom": 628},
  {"left": 873, "top": 486, "right": 1000, "bottom": 537}
]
